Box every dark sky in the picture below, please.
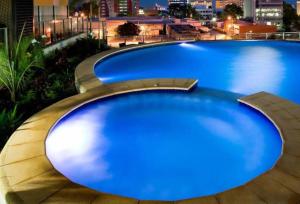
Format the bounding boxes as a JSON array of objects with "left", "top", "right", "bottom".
[
  {"left": 140, "top": 0, "right": 296, "bottom": 9},
  {"left": 73, "top": 0, "right": 298, "bottom": 10}
]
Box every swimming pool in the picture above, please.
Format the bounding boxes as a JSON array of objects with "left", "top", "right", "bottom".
[
  {"left": 46, "top": 88, "right": 282, "bottom": 200},
  {"left": 95, "top": 41, "right": 300, "bottom": 103},
  {"left": 46, "top": 41, "right": 294, "bottom": 201}
]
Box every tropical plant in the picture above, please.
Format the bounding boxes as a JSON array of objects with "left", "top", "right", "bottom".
[
  {"left": 221, "top": 3, "right": 243, "bottom": 19},
  {"left": 283, "top": 1, "right": 300, "bottom": 31},
  {"left": 117, "top": 22, "right": 141, "bottom": 36},
  {"left": 168, "top": 4, "right": 200, "bottom": 19},
  {"left": 0, "top": 24, "right": 44, "bottom": 102}
]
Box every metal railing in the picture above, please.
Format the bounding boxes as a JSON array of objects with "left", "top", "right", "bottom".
[
  {"left": 244, "top": 32, "right": 300, "bottom": 40},
  {"left": 106, "top": 33, "right": 229, "bottom": 47},
  {"left": 0, "top": 27, "right": 8, "bottom": 52},
  {"left": 34, "top": 17, "right": 89, "bottom": 46}
]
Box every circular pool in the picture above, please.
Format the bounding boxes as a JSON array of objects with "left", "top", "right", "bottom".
[{"left": 46, "top": 88, "right": 282, "bottom": 201}]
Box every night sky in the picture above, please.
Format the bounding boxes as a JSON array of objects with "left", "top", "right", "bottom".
[{"left": 141, "top": 0, "right": 296, "bottom": 9}]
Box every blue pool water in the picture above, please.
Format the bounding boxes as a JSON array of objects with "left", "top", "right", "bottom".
[
  {"left": 46, "top": 88, "right": 282, "bottom": 200},
  {"left": 95, "top": 41, "right": 300, "bottom": 103}
]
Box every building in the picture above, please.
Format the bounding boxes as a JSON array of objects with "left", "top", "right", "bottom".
[
  {"left": 107, "top": 0, "right": 140, "bottom": 16},
  {"left": 243, "top": 0, "right": 256, "bottom": 19},
  {"left": 167, "top": 24, "right": 200, "bottom": 39},
  {"left": 99, "top": 0, "right": 110, "bottom": 17},
  {"left": 215, "top": 0, "right": 243, "bottom": 10},
  {"left": 190, "top": 0, "right": 212, "bottom": 7},
  {"left": 34, "top": 0, "right": 69, "bottom": 22},
  {"left": 297, "top": 0, "right": 300, "bottom": 16},
  {"left": 244, "top": 0, "right": 283, "bottom": 27},
  {"left": 256, "top": 0, "right": 283, "bottom": 27},
  {"left": 0, "top": 0, "right": 86, "bottom": 48},
  {"left": 194, "top": 5, "right": 213, "bottom": 19},
  {"left": 0, "top": 0, "right": 33, "bottom": 44},
  {"left": 105, "top": 17, "right": 168, "bottom": 36},
  {"left": 168, "top": 0, "right": 190, "bottom": 5},
  {"left": 104, "top": 16, "right": 171, "bottom": 46},
  {"left": 190, "top": 0, "right": 213, "bottom": 19},
  {"left": 226, "top": 20, "right": 277, "bottom": 36}
]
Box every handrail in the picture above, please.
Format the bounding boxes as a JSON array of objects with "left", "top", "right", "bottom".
[{"left": 245, "top": 31, "right": 300, "bottom": 40}]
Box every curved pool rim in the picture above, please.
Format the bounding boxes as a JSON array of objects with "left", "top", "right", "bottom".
[
  {"left": 45, "top": 87, "right": 284, "bottom": 201},
  {"left": 1, "top": 80, "right": 297, "bottom": 203},
  {"left": 0, "top": 42, "right": 300, "bottom": 203}
]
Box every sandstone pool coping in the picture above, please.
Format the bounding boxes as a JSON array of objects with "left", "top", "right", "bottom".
[
  {"left": 1, "top": 42, "right": 300, "bottom": 203},
  {"left": 74, "top": 40, "right": 195, "bottom": 93}
]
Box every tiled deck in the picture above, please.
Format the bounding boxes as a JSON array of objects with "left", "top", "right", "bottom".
[{"left": 1, "top": 43, "right": 300, "bottom": 203}]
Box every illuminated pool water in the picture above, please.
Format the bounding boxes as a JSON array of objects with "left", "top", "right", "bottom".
[
  {"left": 46, "top": 88, "right": 282, "bottom": 200},
  {"left": 95, "top": 41, "right": 300, "bottom": 103}
]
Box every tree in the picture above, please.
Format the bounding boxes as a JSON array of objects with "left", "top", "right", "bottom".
[
  {"left": 168, "top": 4, "right": 200, "bottom": 19},
  {"left": 69, "top": 0, "right": 98, "bottom": 16},
  {"left": 117, "top": 22, "right": 141, "bottom": 36},
  {"left": 283, "top": 1, "right": 300, "bottom": 31},
  {"left": 221, "top": 3, "right": 243, "bottom": 19},
  {"left": 0, "top": 25, "right": 44, "bottom": 102}
]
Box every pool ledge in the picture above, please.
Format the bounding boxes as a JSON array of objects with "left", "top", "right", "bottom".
[
  {"left": 75, "top": 40, "right": 195, "bottom": 93},
  {"left": 1, "top": 82, "right": 300, "bottom": 203}
]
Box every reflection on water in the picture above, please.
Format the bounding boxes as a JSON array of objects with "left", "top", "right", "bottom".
[
  {"left": 231, "top": 46, "right": 284, "bottom": 94},
  {"left": 47, "top": 110, "right": 112, "bottom": 182},
  {"left": 46, "top": 88, "right": 282, "bottom": 200}
]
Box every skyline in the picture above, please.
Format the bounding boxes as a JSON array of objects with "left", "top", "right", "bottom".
[{"left": 140, "top": 0, "right": 296, "bottom": 9}]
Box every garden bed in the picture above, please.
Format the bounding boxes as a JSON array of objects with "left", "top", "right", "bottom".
[{"left": 0, "top": 37, "right": 109, "bottom": 149}]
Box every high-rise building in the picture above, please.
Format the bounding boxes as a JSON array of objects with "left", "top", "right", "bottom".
[
  {"left": 215, "top": 0, "right": 243, "bottom": 9},
  {"left": 168, "top": 0, "right": 190, "bottom": 5},
  {"left": 243, "top": 0, "right": 256, "bottom": 19},
  {"left": 244, "top": 0, "right": 283, "bottom": 27},
  {"left": 0, "top": 0, "right": 33, "bottom": 44},
  {"left": 256, "top": 0, "right": 283, "bottom": 26},
  {"left": 297, "top": 0, "right": 300, "bottom": 16},
  {"left": 99, "top": 0, "right": 110, "bottom": 17},
  {"left": 34, "top": 0, "right": 69, "bottom": 21},
  {"left": 191, "top": 0, "right": 212, "bottom": 7},
  {"left": 107, "top": 0, "right": 139, "bottom": 16},
  {"left": 191, "top": 0, "right": 213, "bottom": 19}
]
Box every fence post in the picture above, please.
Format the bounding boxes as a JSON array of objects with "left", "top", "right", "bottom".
[
  {"left": 82, "top": 18, "right": 84, "bottom": 32},
  {"left": 62, "top": 19, "right": 65, "bottom": 36},
  {"left": 4, "top": 28, "right": 8, "bottom": 53},
  {"left": 299, "top": 32, "right": 300, "bottom": 39},
  {"left": 70, "top": 18, "right": 73, "bottom": 35},
  {"left": 282, "top": 32, "right": 285, "bottom": 40},
  {"left": 265, "top": 33, "right": 268, "bottom": 40},
  {"left": 77, "top": 17, "right": 79, "bottom": 33}
]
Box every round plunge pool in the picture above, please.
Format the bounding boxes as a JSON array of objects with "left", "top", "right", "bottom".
[{"left": 46, "top": 88, "right": 282, "bottom": 201}]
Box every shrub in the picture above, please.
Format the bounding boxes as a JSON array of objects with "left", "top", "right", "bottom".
[
  {"left": 0, "top": 36, "right": 110, "bottom": 149},
  {"left": 117, "top": 22, "right": 141, "bottom": 36},
  {"left": 0, "top": 25, "right": 44, "bottom": 102}
]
